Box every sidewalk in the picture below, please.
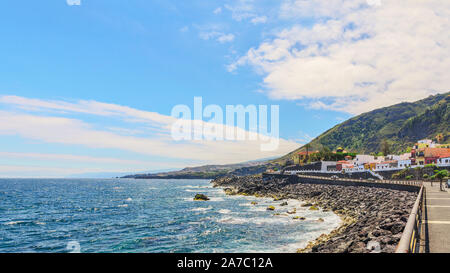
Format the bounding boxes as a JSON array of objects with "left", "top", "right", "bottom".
[{"left": 424, "top": 182, "right": 450, "bottom": 253}]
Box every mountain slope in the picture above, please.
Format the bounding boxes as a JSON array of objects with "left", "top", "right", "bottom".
[{"left": 279, "top": 92, "right": 450, "bottom": 160}]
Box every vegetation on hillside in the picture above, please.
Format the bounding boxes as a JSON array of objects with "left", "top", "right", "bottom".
[{"left": 278, "top": 92, "right": 449, "bottom": 162}]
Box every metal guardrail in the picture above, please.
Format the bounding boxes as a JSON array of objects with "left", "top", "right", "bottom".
[
  {"left": 295, "top": 174, "right": 426, "bottom": 253},
  {"left": 396, "top": 186, "right": 425, "bottom": 253},
  {"left": 266, "top": 172, "right": 428, "bottom": 253}
]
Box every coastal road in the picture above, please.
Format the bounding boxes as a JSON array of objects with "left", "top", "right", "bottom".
[{"left": 424, "top": 182, "right": 450, "bottom": 253}]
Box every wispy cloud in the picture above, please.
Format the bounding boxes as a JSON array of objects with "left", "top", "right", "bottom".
[
  {"left": 180, "top": 26, "right": 189, "bottom": 32},
  {"left": 251, "top": 16, "right": 267, "bottom": 25},
  {"left": 0, "top": 96, "right": 299, "bottom": 168},
  {"left": 224, "top": 0, "right": 268, "bottom": 24},
  {"left": 0, "top": 151, "right": 171, "bottom": 167},
  {"left": 66, "top": 0, "right": 81, "bottom": 6},
  {"left": 199, "top": 31, "right": 235, "bottom": 43}
]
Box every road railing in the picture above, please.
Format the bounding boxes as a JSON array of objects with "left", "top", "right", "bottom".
[{"left": 395, "top": 185, "right": 425, "bottom": 253}]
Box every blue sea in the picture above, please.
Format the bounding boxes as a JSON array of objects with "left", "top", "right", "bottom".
[{"left": 0, "top": 179, "right": 340, "bottom": 253}]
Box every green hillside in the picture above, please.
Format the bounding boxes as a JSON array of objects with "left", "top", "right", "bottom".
[{"left": 279, "top": 92, "right": 450, "bottom": 161}]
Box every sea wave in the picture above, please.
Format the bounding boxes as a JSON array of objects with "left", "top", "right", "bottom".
[
  {"left": 217, "top": 216, "right": 292, "bottom": 225},
  {"left": 218, "top": 209, "right": 231, "bottom": 214},
  {"left": 191, "top": 206, "right": 213, "bottom": 212},
  {"left": 178, "top": 185, "right": 212, "bottom": 189}
]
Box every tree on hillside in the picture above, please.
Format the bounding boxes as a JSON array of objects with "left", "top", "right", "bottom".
[
  {"left": 380, "top": 139, "right": 391, "bottom": 156},
  {"left": 319, "top": 146, "right": 332, "bottom": 161},
  {"left": 431, "top": 169, "right": 449, "bottom": 191},
  {"left": 304, "top": 143, "right": 311, "bottom": 162}
]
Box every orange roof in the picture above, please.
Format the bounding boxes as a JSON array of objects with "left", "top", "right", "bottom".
[{"left": 424, "top": 148, "right": 450, "bottom": 158}]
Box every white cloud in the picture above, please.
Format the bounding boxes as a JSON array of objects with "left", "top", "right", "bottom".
[
  {"left": 0, "top": 151, "right": 175, "bottom": 167},
  {"left": 213, "top": 7, "right": 222, "bottom": 14},
  {"left": 223, "top": 0, "right": 268, "bottom": 25},
  {"left": 0, "top": 95, "right": 175, "bottom": 126},
  {"left": 217, "top": 33, "right": 235, "bottom": 43},
  {"left": 224, "top": 2, "right": 255, "bottom": 22},
  {"left": 66, "top": 0, "right": 81, "bottom": 6},
  {"left": 0, "top": 97, "right": 299, "bottom": 166},
  {"left": 180, "top": 26, "right": 189, "bottom": 32},
  {"left": 232, "top": 0, "right": 450, "bottom": 114},
  {"left": 199, "top": 31, "right": 235, "bottom": 43},
  {"left": 251, "top": 16, "right": 267, "bottom": 25}
]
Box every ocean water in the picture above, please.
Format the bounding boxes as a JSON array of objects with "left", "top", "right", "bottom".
[{"left": 0, "top": 179, "right": 341, "bottom": 253}]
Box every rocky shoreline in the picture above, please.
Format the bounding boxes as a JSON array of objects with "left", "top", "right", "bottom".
[{"left": 212, "top": 175, "right": 418, "bottom": 253}]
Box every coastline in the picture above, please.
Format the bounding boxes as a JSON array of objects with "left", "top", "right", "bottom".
[
  {"left": 214, "top": 183, "right": 350, "bottom": 253},
  {"left": 212, "top": 175, "right": 418, "bottom": 253}
]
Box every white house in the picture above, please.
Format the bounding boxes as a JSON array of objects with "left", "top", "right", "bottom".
[
  {"left": 376, "top": 161, "right": 398, "bottom": 170},
  {"left": 353, "top": 155, "right": 375, "bottom": 166},
  {"left": 417, "top": 139, "right": 437, "bottom": 148},
  {"left": 398, "top": 159, "right": 412, "bottom": 168},
  {"left": 321, "top": 161, "right": 338, "bottom": 172},
  {"left": 437, "top": 157, "right": 450, "bottom": 166}
]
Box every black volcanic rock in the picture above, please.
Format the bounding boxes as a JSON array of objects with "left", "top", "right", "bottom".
[
  {"left": 212, "top": 175, "right": 418, "bottom": 253},
  {"left": 193, "top": 194, "right": 210, "bottom": 201}
]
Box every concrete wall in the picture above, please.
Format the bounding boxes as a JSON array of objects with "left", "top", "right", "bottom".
[
  {"left": 289, "top": 171, "right": 379, "bottom": 180},
  {"left": 263, "top": 173, "right": 420, "bottom": 192}
]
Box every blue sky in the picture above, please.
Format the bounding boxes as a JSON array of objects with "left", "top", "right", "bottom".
[{"left": 0, "top": 0, "right": 448, "bottom": 177}]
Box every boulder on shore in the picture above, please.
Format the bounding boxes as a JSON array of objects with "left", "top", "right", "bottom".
[
  {"left": 194, "top": 194, "right": 210, "bottom": 201},
  {"left": 211, "top": 174, "right": 418, "bottom": 253},
  {"left": 287, "top": 208, "right": 297, "bottom": 214}
]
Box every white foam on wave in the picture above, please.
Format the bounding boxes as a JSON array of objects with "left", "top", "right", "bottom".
[
  {"left": 201, "top": 228, "right": 222, "bottom": 236},
  {"left": 118, "top": 204, "right": 128, "bottom": 208},
  {"left": 191, "top": 206, "right": 213, "bottom": 212},
  {"left": 125, "top": 198, "right": 133, "bottom": 202},
  {"left": 218, "top": 209, "right": 231, "bottom": 214},
  {"left": 185, "top": 189, "right": 209, "bottom": 193},
  {"left": 4, "top": 221, "right": 24, "bottom": 225},
  {"left": 217, "top": 215, "right": 291, "bottom": 225},
  {"left": 179, "top": 185, "right": 212, "bottom": 189}
]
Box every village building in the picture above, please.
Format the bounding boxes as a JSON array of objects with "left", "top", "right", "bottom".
[
  {"left": 353, "top": 155, "right": 375, "bottom": 165},
  {"left": 293, "top": 150, "right": 319, "bottom": 165},
  {"left": 424, "top": 148, "right": 450, "bottom": 165},
  {"left": 375, "top": 160, "right": 398, "bottom": 170},
  {"left": 284, "top": 139, "right": 448, "bottom": 176},
  {"left": 398, "top": 159, "right": 412, "bottom": 168},
  {"left": 416, "top": 139, "right": 437, "bottom": 148},
  {"left": 437, "top": 156, "right": 450, "bottom": 166},
  {"left": 336, "top": 160, "right": 353, "bottom": 171}
]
